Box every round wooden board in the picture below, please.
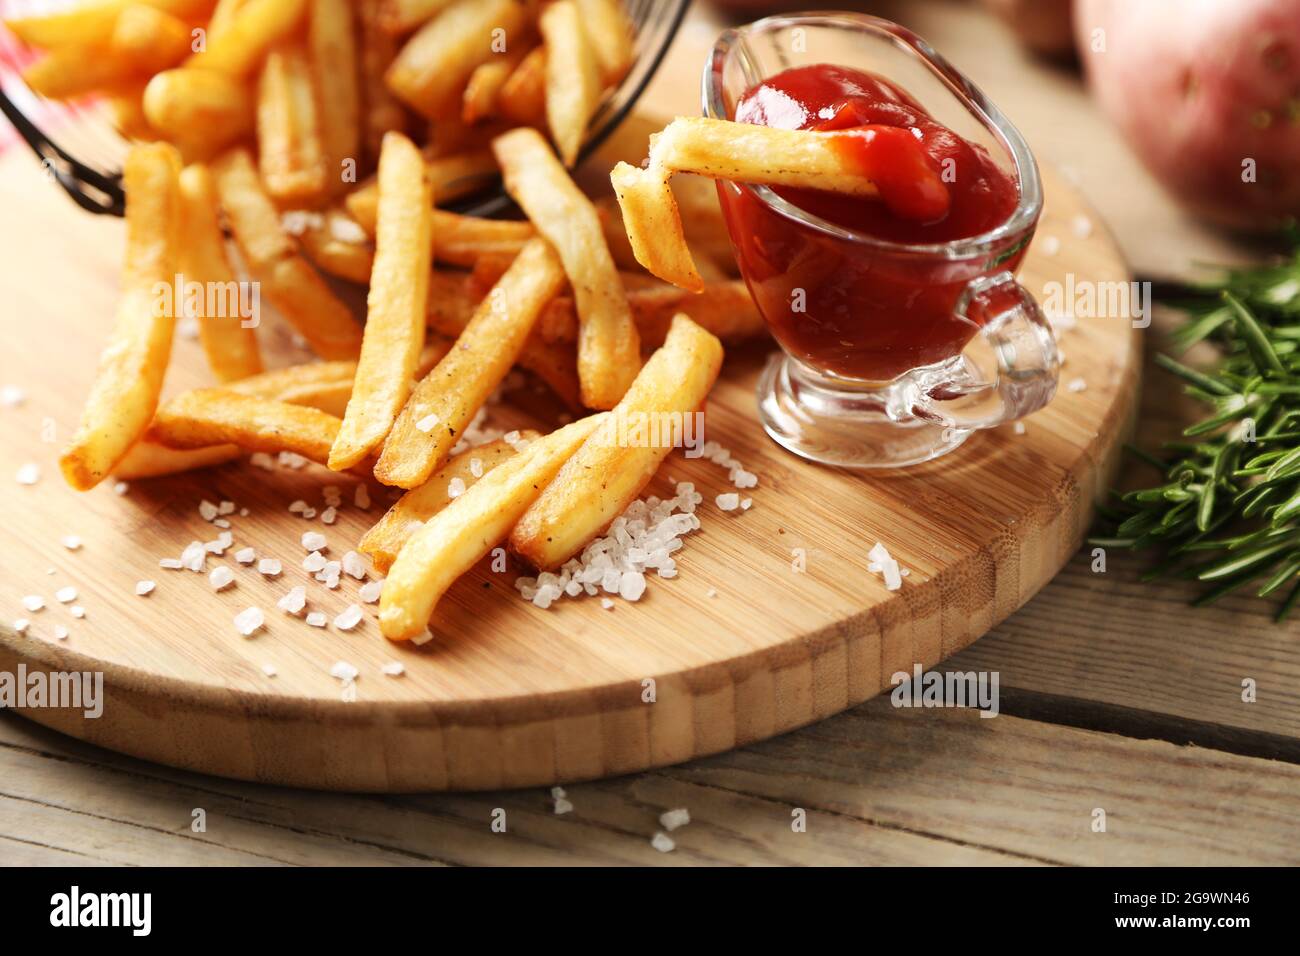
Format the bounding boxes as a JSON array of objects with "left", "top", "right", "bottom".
[{"left": 0, "top": 148, "right": 1138, "bottom": 791}]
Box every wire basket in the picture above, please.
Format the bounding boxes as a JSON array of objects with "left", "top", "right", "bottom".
[{"left": 0, "top": 0, "right": 689, "bottom": 217}]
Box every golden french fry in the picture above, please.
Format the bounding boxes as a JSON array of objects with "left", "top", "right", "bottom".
[
  {"left": 494, "top": 127, "right": 640, "bottom": 409},
  {"left": 149, "top": 388, "right": 343, "bottom": 465},
  {"left": 461, "top": 42, "right": 530, "bottom": 125},
  {"left": 425, "top": 268, "right": 583, "bottom": 410},
  {"left": 297, "top": 209, "right": 376, "bottom": 284},
  {"left": 177, "top": 163, "right": 263, "bottom": 381},
  {"left": 115, "top": 441, "right": 243, "bottom": 480},
  {"left": 183, "top": 0, "right": 309, "bottom": 76},
  {"left": 60, "top": 143, "right": 183, "bottom": 491},
  {"left": 510, "top": 314, "right": 723, "bottom": 570},
  {"left": 496, "top": 45, "right": 545, "bottom": 128},
  {"left": 308, "top": 0, "right": 361, "bottom": 197},
  {"left": 610, "top": 161, "right": 702, "bottom": 293},
  {"left": 385, "top": 0, "right": 526, "bottom": 119},
  {"left": 431, "top": 211, "right": 534, "bottom": 265},
  {"left": 213, "top": 148, "right": 363, "bottom": 358},
  {"left": 575, "top": 0, "right": 633, "bottom": 84},
  {"left": 111, "top": 4, "right": 193, "bottom": 72},
  {"left": 142, "top": 68, "right": 255, "bottom": 159},
  {"left": 358, "top": 0, "right": 407, "bottom": 167},
  {"left": 207, "top": 0, "right": 249, "bottom": 39},
  {"left": 376, "top": 238, "right": 566, "bottom": 487},
  {"left": 330, "top": 132, "right": 434, "bottom": 470},
  {"left": 539, "top": 0, "right": 601, "bottom": 167},
  {"left": 539, "top": 280, "right": 765, "bottom": 347},
  {"left": 22, "top": 49, "right": 141, "bottom": 101},
  {"left": 107, "top": 82, "right": 159, "bottom": 140},
  {"left": 377, "top": 0, "right": 454, "bottom": 34},
  {"left": 5, "top": 0, "right": 213, "bottom": 47},
  {"left": 343, "top": 149, "right": 496, "bottom": 232},
  {"left": 257, "top": 43, "right": 328, "bottom": 203},
  {"left": 360, "top": 433, "right": 535, "bottom": 574},
  {"left": 379, "top": 412, "right": 608, "bottom": 640}
]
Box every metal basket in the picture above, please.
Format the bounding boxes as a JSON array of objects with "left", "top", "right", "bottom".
[{"left": 0, "top": 0, "right": 689, "bottom": 217}]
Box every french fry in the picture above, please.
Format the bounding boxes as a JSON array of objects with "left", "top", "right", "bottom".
[
  {"left": 308, "top": 0, "right": 361, "bottom": 197},
  {"left": 431, "top": 211, "right": 534, "bottom": 265},
  {"left": 330, "top": 132, "right": 434, "bottom": 471},
  {"left": 538, "top": 0, "right": 601, "bottom": 167},
  {"left": 377, "top": 0, "right": 453, "bottom": 34},
  {"left": 343, "top": 149, "right": 496, "bottom": 233},
  {"left": 257, "top": 43, "right": 328, "bottom": 203},
  {"left": 510, "top": 314, "right": 723, "bottom": 570},
  {"left": 374, "top": 236, "right": 561, "bottom": 489},
  {"left": 358, "top": 0, "right": 407, "bottom": 166},
  {"left": 207, "top": 0, "right": 249, "bottom": 40},
  {"left": 575, "top": 0, "right": 633, "bottom": 85},
  {"left": 538, "top": 280, "right": 766, "bottom": 348},
  {"left": 461, "top": 42, "right": 531, "bottom": 125},
  {"left": 494, "top": 127, "right": 640, "bottom": 409},
  {"left": 359, "top": 434, "right": 535, "bottom": 574},
  {"left": 60, "top": 143, "right": 184, "bottom": 491},
  {"left": 378, "top": 412, "right": 608, "bottom": 640},
  {"left": 177, "top": 163, "right": 263, "bottom": 381},
  {"left": 114, "top": 441, "right": 243, "bottom": 480},
  {"left": 496, "top": 46, "right": 545, "bottom": 128},
  {"left": 5, "top": 0, "right": 214, "bottom": 48},
  {"left": 213, "top": 148, "right": 362, "bottom": 358},
  {"left": 298, "top": 209, "right": 376, "bottom": 284},
  {"left": 149, "top": 388, "right": 343, "bottom": 466},
  {"left": 376, "top": 238, "right": 566, "bottom": 487},
  {"left": 107, "top": 82, "right": 159, "bottom": 141},
  {"left": 425, "top": 268, "right": 583, "bottom": 410},
  {"left": 612, "top": 117, "right": 952, "bottom": 289},
  {"left": 384, "top": 0, "right": 527, "bottom": 119},
  {"left": 22, "top": 50, "right": 142, "bottom": 101},
  {"left": 142, "top": 68, "right": 255, "bottom": 159},
  {"left": 110, "top": 4, "right": 193, "bottom": 73},
  {"left": 182, "top": 0, "right": 309, "bottom": 76}
]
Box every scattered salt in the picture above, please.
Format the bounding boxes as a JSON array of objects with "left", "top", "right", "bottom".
[
  {"left": 159, "top": 557, "right": 183, "bottom": 570},
  {"left": 381, "top": 661, "right": 405, "bottom": 677},
  {"left": 21, "top": 595, "right": 44, "bottom": 612},
  {"left": 278, "top": 451, "right": 308, "bottom": 470},
  {"left": 447, "top": 476, "right": 466, "bottom": 499},
  {"left": 135, "top": 580, "right": 155, "bottom": 596},
  {"left": 261, "top": 663, "right": 277, "bottom": 677},
  {"left": 257, "top": 558, "right": 282, "bottom": 577},
  {"left": 334, "top": 604, "right": 363, "bottom": 631},
  {"left": 277, "top": 585, "right": 307, "bottom": 614},
  {"left": 342, "top": 551, "right": 367, "bottom": 580},
  {"left": 199, "top": 500, "right": 219, "bottom": 521},
  {"left": 250, "top": 452, "right": 275, "bottom": 471},
  {"left": 354, "top": 485, "right": 371, "bottom": 510},
  {"left": 303, "top": 550, "right": 327, "bottom": 573},
  {"left": 16, "top": 463, "right": 39, "bottom": 485},
  {"left": 411, "top": 629, "right": 433, "bottom": 645},
  {"left": 306, "top": 611, "right": 327, "bottom": 628},
  {"left": 52, "top": 624, "right": 68, "bottom": 641},
  {"left": 302, "top": 531, "right": 327, "bottom": 552},
  {"left": 716, "top": 493, "right": 740, "bottom": 511},
  {"left": 235, "top": 547, "right": 256, "bottom": 564},
  {"left": 329, "top": 660, "right": 359, "bottom": 682},
  {"left": 233, "top": 606, "right": 264, "bottom": 636},
  {"left": 650, "top": 832, "right": 675, "bottom": 853},
  {"left": 113, "top": 481, "right": 129, "bottom": 495},
  {"left": 209, "top": 566, "right": 235, "bottom": 591},
  {"left": 415, "top": 412, "right": 440, "bottom": 433},
  {"left": 659, "top": 808, "right": 691, "bottom": 831},
  {"left": 469, "top": 458, "right": 484, "bottom": 478},
  {"left": 359, "top": 579, "right": 384, "bottom": 603},
  {"left": 55, "top": 586, "right": 76, "bottom": 604},
  {"left": 289, "top": 499, "right": 308, "bottom": 514},
  {"left": 321, "top": 505, "right": 338, "bottom": 525},
  {"left": 0, "top": 384, "right": 25, "bottom": 408},
  {"left": 181, "top": 541, "right": 206, "bottom": 572},
  {"left": 70, "top": 605, "right": 85, "bottom": 619},
  {"left": 13, "top": 618, "right": 29, "bottom": 633},
  {"left": 1067, "top": 377, "right": 1087, "bottom": 393},
  {"left": 61, "top": 535, "right": 81, "bottom": 551}
]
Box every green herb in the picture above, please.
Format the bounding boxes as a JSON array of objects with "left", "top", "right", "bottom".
[{"left": 1093, "top": 239, "right": 1300, "bottom": 620}]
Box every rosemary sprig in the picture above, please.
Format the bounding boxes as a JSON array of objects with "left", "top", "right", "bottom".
[{"left": 1093, "top": 241, "right": 1300, "bottom": 621}]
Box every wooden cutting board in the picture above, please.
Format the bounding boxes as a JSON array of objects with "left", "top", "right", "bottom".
[{"left": 0, "top": 137, "right": 1138, "bottom": 790}]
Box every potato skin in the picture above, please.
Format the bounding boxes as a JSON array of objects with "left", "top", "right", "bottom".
[{"left": 1076, "top": 0, "right": 1300, "bottom": 231}]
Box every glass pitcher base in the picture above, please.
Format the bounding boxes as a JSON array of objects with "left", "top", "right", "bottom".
[{"left": 756, "top": 354, "right": 971, "bottom": 469}]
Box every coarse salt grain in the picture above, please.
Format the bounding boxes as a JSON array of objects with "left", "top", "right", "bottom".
[
  {"left": 235, "top": 547, "right": 256, "bottom": 564},
  {"left": 600, "top": 597, "right": 614, "bottom": 610},
  {"left": 233, "top": 606, "right": 264, "bottom": 637},
  {"left": 302, "top": 531, "right": 327, "bottom": 551},
  {"left": 359, "top": 579, "right": 384, "bottom": 603},
  {"left": 21, "top": 595, "right": 44, "bottom": 612},
  {"left": 381, "top": 661, "right": 404, "bottom": 677},
  {"left": 70, "top": 605, "right": 85, "bottom": 619},
  {"left": 16, "top": 463, "right": 39, "bottom": 485},
  {"left": 411, "top": 629, "right": 433, "bottom": 645},
  {"left": 469, "top": 458, "right": 484, "bottom": 478},
  {"left": 53, "top": 624, "right": 69, "bottom": 641},
  {"left": 261, "top": 663, "right": 277, "bottom": 677},
  {"left": 306, "top": 611, "right": 327, "bottom": 628},
  {"left": 659, "top": 808, "right": 691, "bottom": 831},
  {"left": 716, "top": 492, "right": 740, "bottom": 511},
  {"left": 199, "top": 500, "right": 219, "bottom": 521},
  {"left": 334, "top": 604, "right": 363, "bottom": 631},
  {"left": 219, "top": 501, "right": 235, "bottom": 515},
  {"left": 13, "top": 618, "right": 29, "bottom": 634},
  {"left": 159, "top": 557, "right": 183, "bottom": 569},
  {"left": 1040, "top": 235, "right": 1061, "bottom": 256},
  {"left": 113, "top": 481, "right": 129, "bottom": 495},
  {"left": 321, "top": 506, "right": 338, "bottom": 525},
  {"left": 1067, "top": 377, "right": 1087, "bottom": 393},
  {"left": 277, "top": 585, "right": 307, "bottom": 614},
  {"left": 447, "top": 477, "right": 466, "bottom": 499},
  {"left": 1013, "top": 422, "right": 1027, "bottom": 435},
  {"left": 135, "top": 580, "right": 155, "bottom": 596},
  {"left": 354, "top": 485, "right": 371, "bottom": 510},
  {"left": 650, "top": 832, "right": 675, "bottom": 853},
  {"left": 55, "top": 586, "right": 76, "bottom": 604},
  {"left": 61, "top": 535, "right": 81, "bottom": 551},
  {"left": 554, "top": 796, "right": 574, "bottom": 815},
  {"left": 303, "top": 550, "right": 327, "bottom": 573},
  {"left": 329, "top": 660, "right": 359, "bottom": 682},
  {"left": 342, "top": 551, "right": 367, "bottom": 580},
  {"left": 278, "top": 451, "right": 308, "bottom": 470},
  {"left": 415, "top": 412, "right": 440, "bottom": 433},
  {"left": 289, "top": 499, "right": 308, "bottom": 514},
  {"left": 258, "top": 558, "right": 282, "bottom": 577},
  {"left": 181, "top": 541, "right": 206, "bottom": 572},
  {"left": 0, "top": 384, "right": 25, "bottom": 408},
  {"left": 209, "top": 566, "right": 235, "bottom": 591}
]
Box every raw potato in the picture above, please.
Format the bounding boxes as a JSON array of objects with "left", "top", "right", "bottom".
[
  {"left": 379, "top": 413, "right": 609, "bottom": 640},
  {"left": 60, "top": 143, "right": 184, "bottom": 491},
  {"left": 1077, "top": 0, "right": 1300, "bottom": 231},
  {"left": 330, "top": 132, "right": 434, "bottom": 470},
  {"left": 359, "top": 434, "right": 535, "bottom": 573},
  {"left": 510, "top": 314, "right": 724, "bottom": 570}
]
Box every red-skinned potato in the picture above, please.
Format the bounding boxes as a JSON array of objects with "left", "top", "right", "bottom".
[{"left": 1076, "top": 0, "right": 1300, "bottom": 231}]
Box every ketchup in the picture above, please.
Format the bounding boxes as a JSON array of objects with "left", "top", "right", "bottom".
[{"left": 720, "top": 64, "right": 1025, "bottom": 381}]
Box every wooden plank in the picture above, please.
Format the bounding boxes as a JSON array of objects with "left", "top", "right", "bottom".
[{"left": 5, "top": 698, "right": 1297, "bottom": 866}]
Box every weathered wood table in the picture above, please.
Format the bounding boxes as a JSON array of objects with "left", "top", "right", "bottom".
[{"left": 2, "top": 0, "right": 1298, "bottom": 865}]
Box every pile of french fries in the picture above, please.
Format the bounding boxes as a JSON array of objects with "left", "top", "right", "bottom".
[{"left": 18, "top": 3, "right": 774, "bottom": 641}]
